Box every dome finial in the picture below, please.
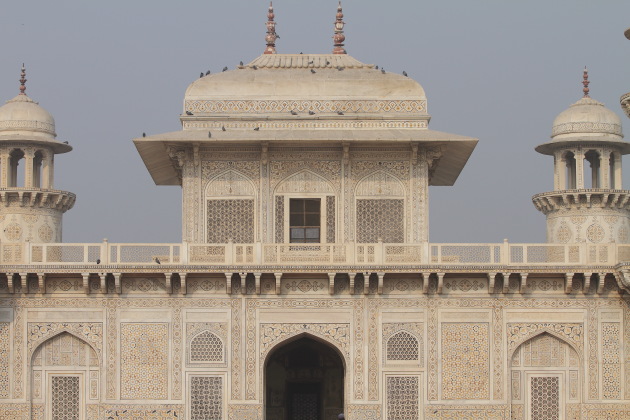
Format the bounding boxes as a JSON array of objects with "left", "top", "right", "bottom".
[
  {"left": 19, "top": 64, "right": 27, "bottom": 95},
  {"left": 582, "top": 66, "right": 590, "bottom": 98},
  {"left": 332, "top": 1, "right": 347, "bottom": 54},
  {"left": 264, "top": 1, "right": 277, "bottom": 54}
]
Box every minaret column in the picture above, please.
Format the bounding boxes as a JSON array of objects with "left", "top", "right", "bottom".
[
  {"left": 23, "top": 147, "right": 34, "bottom": 188},
  {"left": 601, "top": 150, "right": 610, "bottom": 189},
  {"left": 43, "top": 152, "right": 54, "bottom": 189},
  {"left": 554, "top": 150, "right": 565, "bottom": 190},
  {"left": 576, "top": 149, "right": 585, "bottom": 189}
]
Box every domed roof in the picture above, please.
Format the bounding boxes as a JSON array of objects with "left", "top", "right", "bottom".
[
  {"left": 0, "top": 93, "right": 56, "bottom": 138},
  {"left": 183, "top": 54, "right": 428, "bottom": 120},
  {"left": 551, "top": 96, "right": 622, "bottom": 140}
]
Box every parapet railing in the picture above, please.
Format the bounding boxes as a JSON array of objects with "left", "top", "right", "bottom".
[{"left": 0, "top": 241, "right": 627, "bottom": 267}]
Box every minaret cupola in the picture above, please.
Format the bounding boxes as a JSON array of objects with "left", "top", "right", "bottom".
[
  {"left": 533, "top": 69, "right": 630, "bottom": 244},
  {"left": 0, "top": 65, "right": 75, "bottom": 244}
]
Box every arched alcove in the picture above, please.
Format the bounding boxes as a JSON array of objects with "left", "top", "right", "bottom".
[
  {"left": 9, "top": 148, "right": 25, "bottom": 187},
  {"left": 563, "top": 151, "right": 577, "bottom": 189},
  {"left": 584, "top": 150, "right": 601, "bottom": 188},
  {"left": 30, "top": 332, "right": 100, "bottom": 420},
  {"left": 510, "top": 332, "right": 581, "bottom": 420},
  {"left": 264, "top": 335, "right": 345, "bottom": 420},
  {"left": 33, "top": 150, "right": 44, "bottom": 188}
]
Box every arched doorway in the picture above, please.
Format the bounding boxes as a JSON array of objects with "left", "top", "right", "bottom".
[
  {"left": 265, "top": 336, "right": 344, "bottom": 420},
  {"left": 510, "top": 332, "right": 581, "bottom": 419},
  {"left": 30, "top": 332, "right": 99, "bottom": 420}
]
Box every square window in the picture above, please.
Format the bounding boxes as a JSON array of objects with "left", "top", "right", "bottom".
[{"left": 289, "top": 198, "right": 321, "bottom": 243}]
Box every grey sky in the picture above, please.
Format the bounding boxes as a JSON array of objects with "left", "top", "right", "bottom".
[{"left": 1, "top": 0, "right": 629, "bottom": 244}]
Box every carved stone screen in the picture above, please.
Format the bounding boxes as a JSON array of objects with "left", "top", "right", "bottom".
[
  {"left": 356, "top": 199, "right": 404, "bottom": 243},
  {"left": 292, "top": 392, "right": 318, "bottom": 420},
  {"left": 386, "top": 376, "right": 419, "bottom": 420},
  {"left": 530, "top": 376, "right": 560, "bottom": 420},
  {"left": 190, "top": 331, "right": 223, "bottom": 363},
  {"left": 51, "top": 376, "right": 80, "bottom": 420},
  {"left": 207, "top": 199, "right": 254, "bottom": 243},
  {"left": 190, "top": 376, "right": 222, "bottom": 420},
  {"left": 326, "top": 196, "right": 335, "bottom": 243},
  {"left": 387, "top": 331, "right": 419, "bottom": 361},
  {"left": 0, "top": 323, "right": 9, "bottom": 398}
]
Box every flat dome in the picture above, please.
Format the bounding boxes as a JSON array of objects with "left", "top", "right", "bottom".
[
  {"left": 184, "top": 54, "right": 427, "bottom": 117},
  {"left": 551, "top": 97, "right": 622, "bottom": 140},
  {"left": 0, "top": 94, "right": 56, "bottom": 138}
]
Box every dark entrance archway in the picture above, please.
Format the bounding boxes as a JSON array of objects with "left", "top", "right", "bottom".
[{"left": 265, "top": 336, "right": 344, "bottom": 420}]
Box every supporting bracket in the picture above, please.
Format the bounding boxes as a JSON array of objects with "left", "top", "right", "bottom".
[
  {"left": 502, "top": 272, "right": 511, "bottom": 294},
  {"left": 165, "top": 272, "right": 173, "bottom": 294},
  {"left": 519, "top": 273, "right": 528, "bottom": 294},
  {"left": 328, "top": 273, "right": 336, "bottom": 295},
  {"left": 18, "top": 273, "right": 27, "bottom": 294},
  {"left": 363, "top": 272, "right": 370, "bottom": 295},
  {"left": 583, "top": 272, "right": 592, "bottom": 294},
  {"left": 254, "top": 272, "right": 262, "bottom": 295},
  {"left": 488, "top": 272, "right": 497, "bottom": 294},
  {"left": 225, "top": 273, "right": 233, "bottom": 295},
  {"left": 422, "top": 272, "right": 431, "bottom": 294},
  {"left": 81, "top": 273, "right": 90, "bottom": 295},
  {"left": 112, "top": 273, "right": 122, "bottom": 294},
  {"left": 564, "top": 272, "right": 575, "bottom": 294},
  {"left": 179, "top": 273, "right": 187, "bottom": 295},
  {"left": 348, "top": 273, "right": 356, "bottom": 295},
  {"left": 597, "top": 272, "right": 606, "bottom": 294},
  {"left": 436, "top": 273, "right": 445, "bottom": 294},
  {"left": 377, "top": 272, "right": 385, "bottom": 295},
  {"left": 37, "top": 272, "right": 46, "bottom": 294},
  {"left": 274, "top": 272, "right": 282, "bottom": 295},
  {"left": 240, "top": 272, "right": 247, "bottom": 295}
]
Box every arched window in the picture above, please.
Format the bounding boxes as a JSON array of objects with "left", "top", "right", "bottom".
[
  {"left": 33, "top": 150, "right": 44, "bottom": 188},
  {"left": 190, "top": 331, "right": 224, "bottom": 363},
  {"left": 584, "top": 150, "right": 601, "bottom": 188},
  {"left": 9, "top": 149, "right": 24, "bottom": 187},
  {"left": 386, "top": 331, "right": 419, "bottom": 361}
]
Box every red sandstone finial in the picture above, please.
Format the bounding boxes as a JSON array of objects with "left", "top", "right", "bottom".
[
  {"left": 582, "top": 67, "right": 590, "bottom": 98},
  {"left": 19, "top": 64, "right": 27, "bottom": 95},
  {"left": 332, "top": 1, "right": 347, "bottom": 55},
  {"left": 264, "top": 1, "right": 277, "bottom": 54}
]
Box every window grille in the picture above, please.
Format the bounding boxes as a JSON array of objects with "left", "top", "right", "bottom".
[
  {"left": 190, "top": 331, "right": 224, "bottom": 363},
  {"left": 356, "top": 199, "right": 404, "bottom": 243},
  {"left": 207, "top": 199, "right": 254, "bottom": 243},
  {"left": 387, "top": 331, "right": 419, "bottom": 361}
]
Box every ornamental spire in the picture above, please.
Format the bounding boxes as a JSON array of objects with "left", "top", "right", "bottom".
[
  {"left": 582, "top": 67, "right": 590, "bottom": 98},
  {"left": 264, "top": 1, "right": 277, "bottom": 54},
  {"left": 332, "top": 1, "right": 346, "bottom": 54},
  {"left": 19, "top": 64, "right": 27, "bottom": 95}
]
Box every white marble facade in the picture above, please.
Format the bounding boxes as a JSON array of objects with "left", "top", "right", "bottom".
[{"left": 1, "top": 15, "right": 630, "bottom": 420}]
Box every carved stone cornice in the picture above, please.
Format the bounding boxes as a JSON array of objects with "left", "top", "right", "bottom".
[
  {"left": 532, "top": 190, "right": 630, "bottom": 215},
  {"left": 0, "top": 189, "right": 75, "bottom": 212}
]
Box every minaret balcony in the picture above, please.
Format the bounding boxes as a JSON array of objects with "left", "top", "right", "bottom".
[
  {"left": 532, "top": 189, "right": 630, "bottom": 215},
  {"left": 0, "top": 188, "right": 76, "bottom": 212}
]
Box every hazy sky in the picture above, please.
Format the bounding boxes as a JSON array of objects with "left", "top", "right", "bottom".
[{"left": 1, "top": 0, "right": 629, "bottom": 244}]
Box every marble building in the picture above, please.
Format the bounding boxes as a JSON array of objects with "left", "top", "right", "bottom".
[{"left": 1, "top": 3, "right": 630, "bottom": 419}]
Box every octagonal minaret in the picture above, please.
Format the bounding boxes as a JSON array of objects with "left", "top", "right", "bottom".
[
  {"left": 533, "top": 69, "right": 630, "bottom": 244},
  {"left": 0, "top": 66, "right": 75, "bottom": 244}
]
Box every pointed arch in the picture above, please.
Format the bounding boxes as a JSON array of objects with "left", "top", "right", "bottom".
[
  {"left": 355, "top": 170, "right": 405, "bottom": 197},
  {"left": 31, "top": 331, "right": 98, "bottom": 367},
  {"left": 275, "top": 169, "right": 336, "bottom": 194},
  {"left": 27, "top": 323, "right": 103, "bottom": 366},
  {"left": 205, "top": 169, "right": 257, "bottom": 197},
  {"left": 508, "top": 328, "right": 582, "bottom": 367},
  {"left": 188, "top": 330, "right": 225, "bottom": 363}
]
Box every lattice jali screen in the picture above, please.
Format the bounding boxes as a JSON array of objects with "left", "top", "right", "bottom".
[
  {"left": 386, "top": 331, "right": 419, "bottom": 361},
  {"left": 326, "top": 196, "right": 335, "bottom": 243},
  {"left": 51, "top": 376, "right": 80, "bottom": 420},
  {"left": 190, "top": 376, "right": 223, "bottom": 420},
  {"left": 530, "top": 376, "right": 559, "bottom": 420},
  {"left": 207, "top": 199, "right": 254, "bottom": 243},
  {"left": 190, "top": 331, "right": 224, "bottom": 363},
  {"left": 356, "top": 199, "right": 404, "bottom": 243},
  {"left": 386, "top": 376, "right": 419, "bottom": 420}
]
